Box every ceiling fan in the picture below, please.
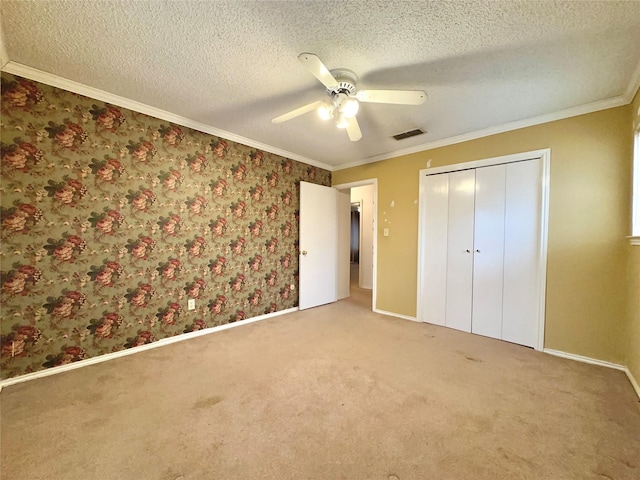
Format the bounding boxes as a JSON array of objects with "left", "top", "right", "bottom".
[{"left": 272, "top": 53, "right": 427, "bottom": 142}]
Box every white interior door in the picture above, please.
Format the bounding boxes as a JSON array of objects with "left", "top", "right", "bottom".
[
  {"left": 299, "top": 181, "right": 338, "bottom": 310},
  {"left": 472, "top": 164, "right": 506, "bottom": 339},
  {"left": 420, "top": 173, "right": 449, "bottom": 326},
  {"left": 445, "top": 169, "right": 475, "bottom": 332}
]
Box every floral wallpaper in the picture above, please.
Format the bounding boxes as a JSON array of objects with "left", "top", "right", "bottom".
[{"left": 0, "top": 73, "right": 330, "bottom": 380}]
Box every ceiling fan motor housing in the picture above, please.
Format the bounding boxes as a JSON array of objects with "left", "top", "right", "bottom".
[{"left": 327, "top": 69, "right": 358, "bottom": 96}]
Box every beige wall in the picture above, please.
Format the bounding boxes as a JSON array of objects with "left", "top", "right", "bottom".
[
  {"left": 628, "top": 90, "right": 640, "bottom": 383},
  {"left": 333, "top": 106, "right": 632, "bottom": 365}
]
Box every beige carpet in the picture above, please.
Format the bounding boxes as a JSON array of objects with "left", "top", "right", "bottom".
[{"left": 1, "top": 288, "right": 639, "bottom": 480}]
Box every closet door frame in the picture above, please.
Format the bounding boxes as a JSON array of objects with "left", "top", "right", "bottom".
[{"left": 417, "top": 148, "right": 550, "bottom": 351}]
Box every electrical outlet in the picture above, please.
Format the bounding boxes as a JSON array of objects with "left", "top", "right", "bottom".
[{"left": 187, "top": 298, "right": 196, "bottom": 310}]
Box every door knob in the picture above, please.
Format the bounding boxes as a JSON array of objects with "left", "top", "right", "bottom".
[
  {"left": 301, "top": 250, "right": 308, "bottom": 256},
  {"left": 465, "top": 249, "right": 470, "bottom": 253},
  {"left": 475, "top": 249, "right": 480, "bottom": 253}
]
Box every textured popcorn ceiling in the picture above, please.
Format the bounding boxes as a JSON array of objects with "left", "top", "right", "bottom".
[{"left": 2, "top": 0, "right": 640, "bottom": 168}]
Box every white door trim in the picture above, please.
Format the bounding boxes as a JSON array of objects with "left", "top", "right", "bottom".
[
  {"left": 417, "top": 149, "right": 550, "bottom": 351},
  {"left": 421, "top": 148, "right": 552, "bottom": 176},
  {"left": 333, "top": 178, "right": 378, "bottom": 311}
]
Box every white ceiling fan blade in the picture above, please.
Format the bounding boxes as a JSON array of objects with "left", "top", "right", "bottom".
[
  {"left": 272, "top": 100, "right": 324, "bottom": 124},
  {"left": 356, "top": 89, "right": 427, "bottom": 105},
  {"left": 298, "top": 53, "right": 339, "bottom": 89},
  {"left": 346, "top": 116, "right": 362, "bottom": 142}
]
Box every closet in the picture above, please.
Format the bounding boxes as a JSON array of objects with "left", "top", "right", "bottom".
[{"left": 418, "top": 156, "right": 545, "bottom": 349}]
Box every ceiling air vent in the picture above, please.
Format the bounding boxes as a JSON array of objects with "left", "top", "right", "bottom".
[{"left": 392, "top": 128, "right": 425, "bottom": 141}]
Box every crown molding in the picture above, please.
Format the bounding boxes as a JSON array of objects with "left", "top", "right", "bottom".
[
  {"left": 334, "top": 95, "right": 627, "bottom": 171},
  {"left": 0, "top": 22, "right": 9, "bottom": 69},
  {"left": 624, "top": 56, "right": 640, "bottom": 103},
  {"left": 4, "top": 60, "right": 637, "bottom": 174},
  {"left": 1, "top": 62, "right": 333, "bottom": 171}
]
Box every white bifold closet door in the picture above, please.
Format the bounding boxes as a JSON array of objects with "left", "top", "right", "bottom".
[
  {"left": 471, "top": 164, "right": 506, "bottom": 339},
  {"left": 419, "top": 158, "right": 542, "bottom": 348},
  {"left": 421, "top": 174, "right": 449, "bottom": 327},
  {"left": 444, "top": 170, "right": 475, "bottom": 333}
]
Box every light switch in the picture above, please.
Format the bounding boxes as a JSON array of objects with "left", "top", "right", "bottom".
[{"left": 383, "top": 228, "right": 389, "bottom": 237}]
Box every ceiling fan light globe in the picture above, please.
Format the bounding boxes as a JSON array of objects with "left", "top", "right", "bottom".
[
  {"left": 335, "top": 113, "right": 349, "bottom": 129},
  {"left": 341, "top": 98, "right": 359, "bottom": 118},
  {"left": 317, "top": 103, "right": 333, "bottom": 121}
]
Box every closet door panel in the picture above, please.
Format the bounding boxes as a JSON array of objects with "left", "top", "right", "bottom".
[
  {"left": 502, "top": 159, "right": 542, "bottom": 348},
  {"left": 420, "top": 174, "right": 449, "bottom": 326},
  {"left": 472, "top": 164, "right": 506, "bottom": 339},
  {"left": 445, "top": 169, "right": 475, "bottom": 333}
]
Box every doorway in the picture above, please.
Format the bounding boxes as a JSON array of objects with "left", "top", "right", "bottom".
[
  {"left": 350, "top": 203, "right": 360, "bottom": 264},
  {"left": 334, "top": 179, "right": 377, "bottom": 310},
  {"left": 350, "top": 202, "right": 361, "bottom": 289}
]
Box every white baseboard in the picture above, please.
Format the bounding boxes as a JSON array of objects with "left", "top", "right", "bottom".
[
  {"left": 543, "top": 348, "right": 627, "bottom": 370},
  {"left": 0, "top": 307, "right": 298, "bottom": 391},
  {"left": 624, "top": 367, "right": 640, "bottom": 400},
  {"left": 544, "top": 348, "right": 640, "bottom": 400},
  {"left": 373, "top": 308, "right": 419, "bottom": 322}
]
